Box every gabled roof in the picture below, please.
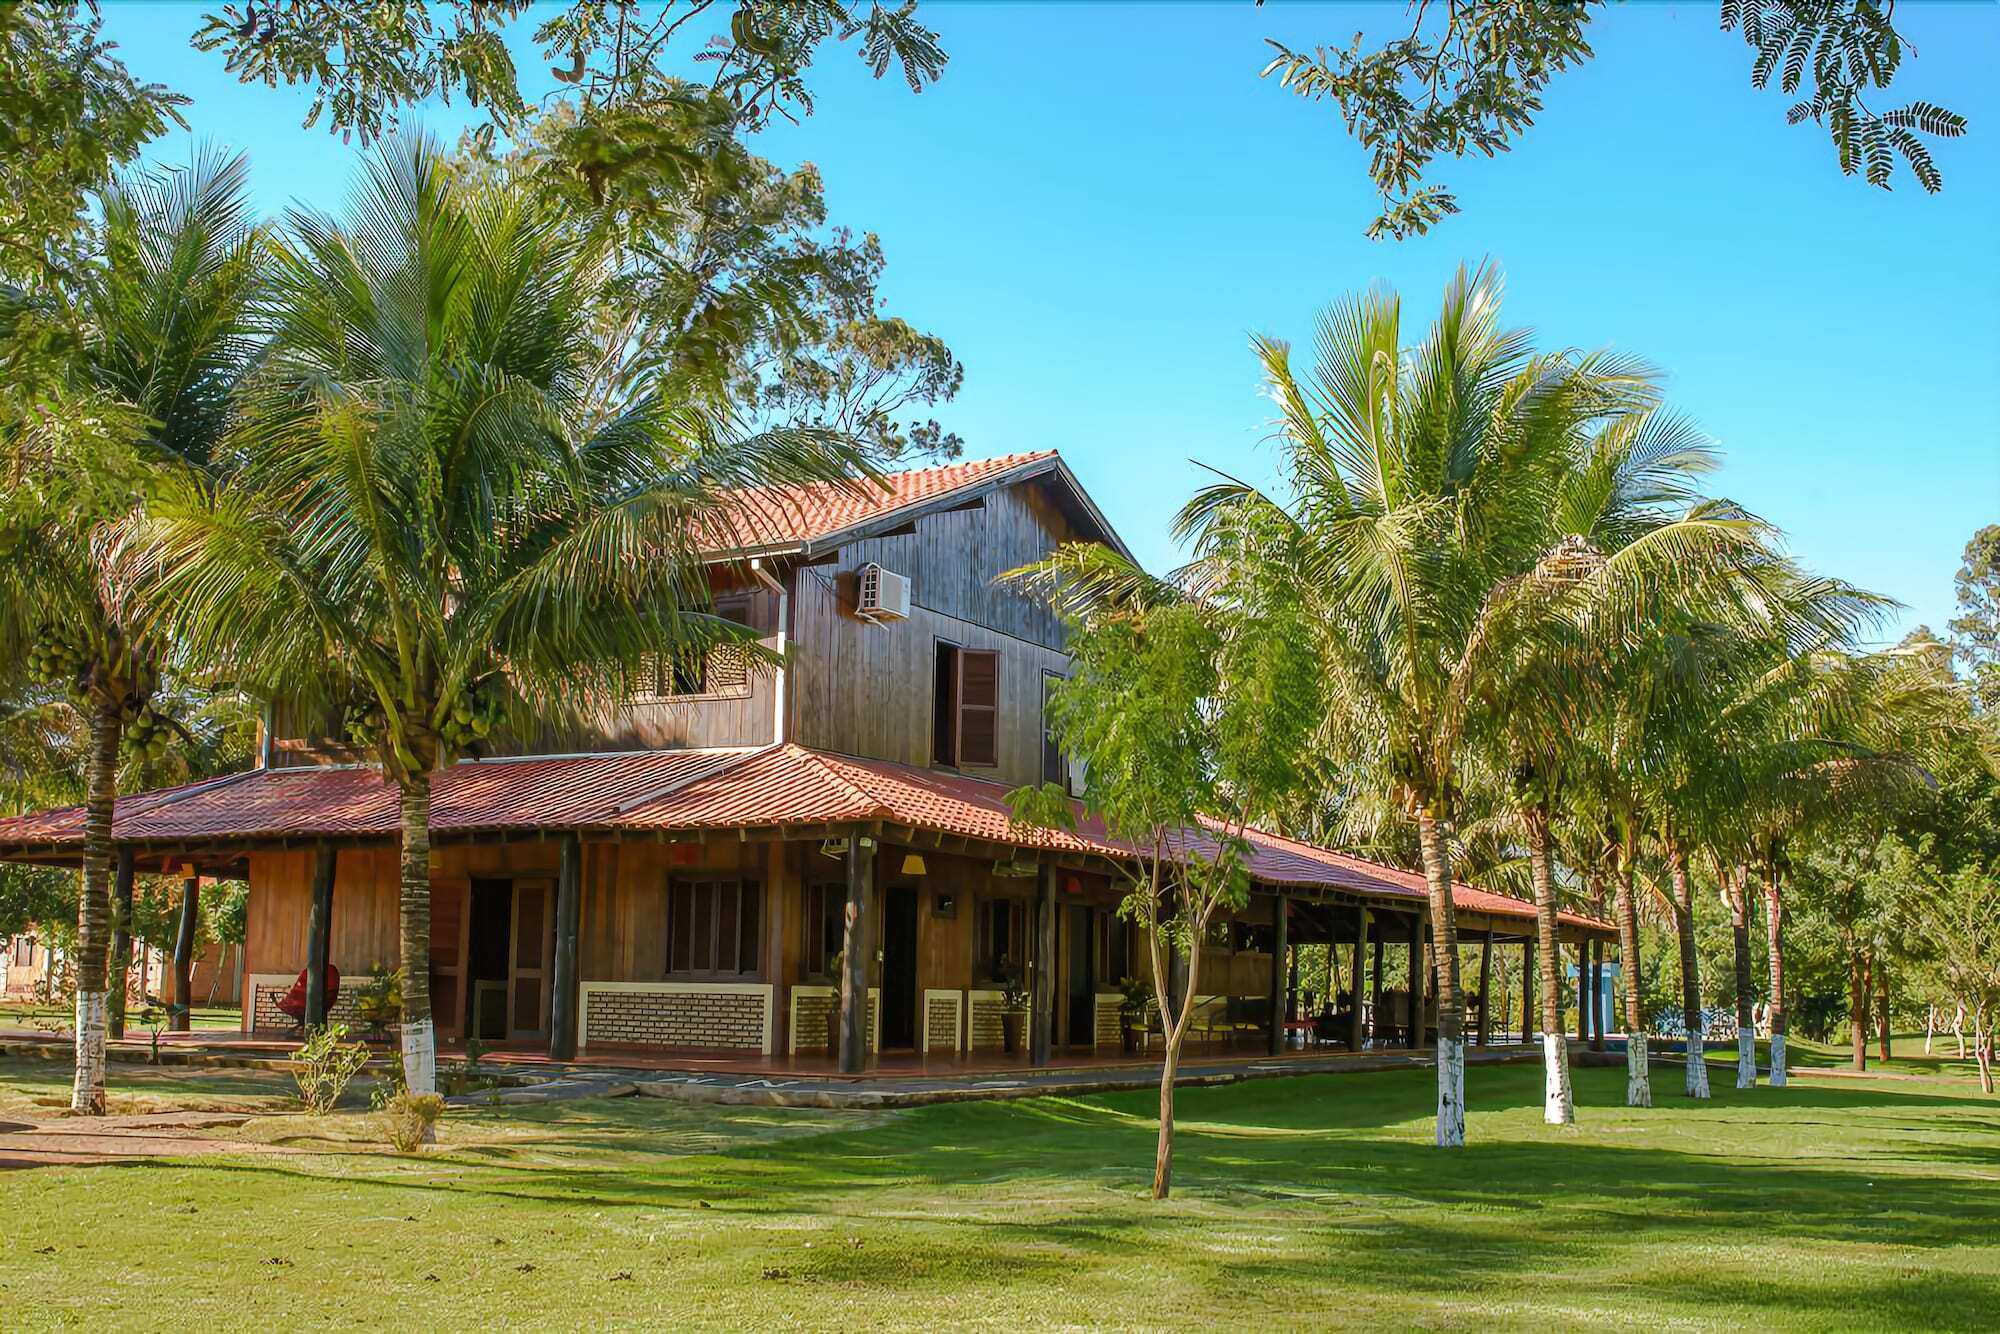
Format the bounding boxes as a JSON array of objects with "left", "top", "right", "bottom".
[
  {"left": 0, "top": 745, "right": 1611, "bottom": 935},
  {"left": 707, "top": 450, "right": 1132, "bottom": 560}
]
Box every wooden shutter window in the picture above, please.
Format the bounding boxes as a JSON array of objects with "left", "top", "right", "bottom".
[{"left": 957, "top": 649, "right": 999, "bottom": 768}]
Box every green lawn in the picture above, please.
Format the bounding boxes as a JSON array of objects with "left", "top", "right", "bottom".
[
  {"left": 2, "top": 1054, "right": 1996, "bottom": 1331},
  {"left": 0, "top": 1002, "right": 243, "bottom": 1033}
]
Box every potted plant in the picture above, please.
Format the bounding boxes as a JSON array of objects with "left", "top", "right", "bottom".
[
  {"left": 824, "top": 950, "right": 845, "bottom": 1056},
  {"left": 997, "top": 967, "right": 1029, "bottom": 1054},
  {"left": 354, "top": 963, "right": 402, "bottom": 1042},
  {"left": 1117, "top": 975, "right": 1149, "bottom": 1054}
]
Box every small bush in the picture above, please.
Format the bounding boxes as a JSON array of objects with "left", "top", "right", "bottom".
[
  {"left": 382, "top": 1090, "right": 446, "bottom": 1153},
  {"left": 292, "top": 1023, "right": 371, "bottom": 1115}
]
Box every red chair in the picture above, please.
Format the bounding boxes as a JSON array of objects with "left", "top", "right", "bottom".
[{"left": 274, "top": 964, "right": 341, "bottom": 1029}]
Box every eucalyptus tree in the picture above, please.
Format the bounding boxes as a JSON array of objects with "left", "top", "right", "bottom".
[
  {"left": 143, "top": 137, "right": 867, "bottom": 1097},
  {"left": 0, "top": 151, "right": 262, "bottom": 1113},
  {"left": 1170, "top": 263, "right": 1763, "bottom": 1145}
]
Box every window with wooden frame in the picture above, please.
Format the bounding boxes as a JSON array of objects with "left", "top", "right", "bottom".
[
  {"left": 633, "top": 599, "right": 755, "bottom": 701},
  {"left": 977, "top": 896, "right": 1028, "bottom": 980},
  {"left": 665, "top": 876, "right": 763, "bottom": 978},
  {"left": 933, "top": 641, "right": 1000, "bottom": 769},
  {"left": 802, "top": 882, "right": 846, "bottom": 978}
]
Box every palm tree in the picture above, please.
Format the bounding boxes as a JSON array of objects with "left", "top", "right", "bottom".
[
  {"left": 142, "top": 137, "right": 867, "bottom": 1096},
  {"left": 0, "top": 150, "right": 262, "bottom": 1113},
  {"left": 1174, "top": 264, "right": 1754, "bottom": 1145}
]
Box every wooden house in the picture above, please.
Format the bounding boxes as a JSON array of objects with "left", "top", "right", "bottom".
[{"left": 0, "top": 451, "right": 1613, "bottom": 1068}]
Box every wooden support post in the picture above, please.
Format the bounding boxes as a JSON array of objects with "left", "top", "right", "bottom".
[
  {"left": 304, "top": 843, "right": 337, "bottom": 1029},
  {"left": 548, "top": 833, "right": 582, "bottom": 1061},
  {"left": 171, "top": 875, "right": 199, "bottom": 1032},
  {"left": 1476, "top": 933, "right": 1492, "bottom": 1048},
  {"left": 1267, "top": 893, "right": 1289, "bottom": 1056},
  {"left": 1031, "top": 863, "right": 1056, "bottom": 1066},
  {"left": 1407, "top": 914, "right": 1427, "bottom": 1051},
  {"left": 1522, "top": 939, "right": 1535, "bottom": 1042},
  {"left": 1349, "top": 907, "right": 1368, "bottom": 1050},
  {"left": 1590, "top": 940, "right": 1606, "bottom": 1051},
  {"left": 1371, "top": 934, "right": 1384, "bottom": 1032},
  {"left": 838, "top": 835, "right": 876, "bottom": 1074},
  {"left": 108, "top": 846, "right": 136, "bottom": 1040}
]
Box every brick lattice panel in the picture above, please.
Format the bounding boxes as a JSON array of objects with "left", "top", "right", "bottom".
[
  {"left": 1094, "top": 996, "right": 1123, "bottom": 1047},
  {"left": 584, "top": 988, "right": 765, "bottom": 1049},
  {"left": 794, "top": 989, "right": 877, "bottom": 1053},
  {"left": 925, "top": 994, "right": 960, "bottom": 1051},
  {"left": 968, "top": 996, "right": 1008, "bottom": 1051},
  {"left": 250, "top": 982, "right": 366, "bottom": 1033}
]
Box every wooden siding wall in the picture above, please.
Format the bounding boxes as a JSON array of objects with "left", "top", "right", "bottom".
[
  {"left": 790, "top": 589, "right": 1072, "bottom": 791},
  {"left": 243, "top": 843, "right": 561, "bottom": 982}
]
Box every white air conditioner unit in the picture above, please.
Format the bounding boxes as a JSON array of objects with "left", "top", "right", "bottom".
[{"left": 857, "top": 562, "right": 911, "bottom": 622}]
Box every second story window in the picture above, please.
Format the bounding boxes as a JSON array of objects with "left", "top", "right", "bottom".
[
  {"left": 634, "top": 600, "right": 754, "bottom": 701},
  {"left": 933, "top": 642, "right": 999, "bottom": 768}
]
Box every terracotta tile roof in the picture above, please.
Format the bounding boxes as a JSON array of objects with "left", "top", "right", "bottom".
[
  {"left": 0, "top": 749, "right": 758, "bottom": 846},
  {"left": 706, "top": 450, "right": 1059, "bottom": 554},
  {"left": 0, "top": 742, "right": 1609, "bottom": 934}
]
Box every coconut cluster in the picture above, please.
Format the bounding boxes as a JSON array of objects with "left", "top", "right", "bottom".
[
  {"left": 438, "top": 682, "right": 505, "bottom": 752},
  {"left": 25, "top": 625, "right": 86, "bottom": 687}
]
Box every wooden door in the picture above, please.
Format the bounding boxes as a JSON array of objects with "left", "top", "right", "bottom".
[
  {"left": 430, "top": 876, "right": 473, "bottom": 1040},
  {"left": 508, "top": 878, "right": 555, "bottom": 1039}
]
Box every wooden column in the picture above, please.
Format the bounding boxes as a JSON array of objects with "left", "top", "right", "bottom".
[
  {"left": 1267, "top": 893, "right": 1289, "bottom": 1056},
  {"left": 171, "top": 875, "right": 199, "bottom": 1032},
  {"left": 838, "top": 835, "right": 876, "bottom": 1074},
  {"left": 303, "top": 843, "right": 337, "bottom": 1029},
  {"left": 1522, "top": 939, "right": 1535, "bottom": 1041},
  {"left": 1476, "top": 933, "right": 1492, "bottom": 1048},
  {"left": 1407, "top": 914, "right": 1427, "bottom": 1051},
  {"left": 108, "top": 846, "right": 136, "bottom": 1040},
  {"left": 1349, "top": 907, "right": 1368, "bottom": 1050},
  {"left": 1590, "top": 940, "right": 1606, "bottom": 1051},
  {"left": 1030, "top": 863, "right": 1057, "bottom": 1067},
  {"left": 548, "top": 833, "right": 582, "bottom": 1061},
  {"left": 1371, "top": 934, "right": 1384, "bottom": 1031}
]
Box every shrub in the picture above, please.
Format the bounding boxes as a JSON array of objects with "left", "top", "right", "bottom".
[
  {"left": 292, "top": 1023, "right": 371, "bottom": 1115},
  {"left": 382, "top": 1090, "right": 446, "bottom": 1153}
]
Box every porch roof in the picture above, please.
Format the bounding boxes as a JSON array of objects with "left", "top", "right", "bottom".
[{"left": 0, "top": 743, "right": 1611, "bottom": 934}]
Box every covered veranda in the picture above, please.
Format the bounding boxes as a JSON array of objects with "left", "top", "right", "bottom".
[{"left": 0, "top": 743, "right": 1618, "bottom": 1080}]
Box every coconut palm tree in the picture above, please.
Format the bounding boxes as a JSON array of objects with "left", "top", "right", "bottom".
[
  {"left": 1174, "top": 264, "right": 1759, "bottom": 1145},
  {"left": 0, "top": 150, "right": 262, "bottom": 1113},
  {"left": 141, "top": 137, "right": 867, "bottom": 1096}
]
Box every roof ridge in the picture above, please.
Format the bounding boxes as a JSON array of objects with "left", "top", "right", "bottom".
[{"left": 789, "top": 746, "right": 896, "bottom": 820}]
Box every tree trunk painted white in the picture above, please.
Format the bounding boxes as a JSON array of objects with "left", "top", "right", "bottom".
[
  {"left": 1542, "top": 1032, "right": 1574, "bottom": 1125},
  {"left": 1436, "top": 1035, "right": 1466, "bottom": 1147},
  {"left": 400, "top": 1017, "right": 436, "bottom": 1097},
  {"left": 1685, "top": 1021, "right": 1711, "bottom": 1098},
  {"left": 1925, "top": 1004, "right": 1935, "bottom": 1056},
  {"left": 1626, "top": 1027, "right": 1652, "bottom": 1107},
  {"left": 1955, "top": 1004, "right": 1967, "bottom": 1060},
  {"left": 1769, "top": 1033, "right": 1787, "bottom": 1088},
  {"left": 72, "top": 990, "right": 108, "bottom": 1109},
  {"left": 1737, "top": 1031, "right": 1756, "bottom": 1089}
]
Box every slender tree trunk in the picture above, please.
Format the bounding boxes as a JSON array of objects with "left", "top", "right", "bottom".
[
  {"left": 1590, "top": 939, "right": 1605, "bottom": 1053},
  {"left": 1728, "top": 869, "right": 1756, "bottom": 1089},
  {"left": 1764, "top": 866, "right": 1788, "bottom": 1087},
  {"left": 1665, "top": 838, "right": 1708, "bottom": 1098},
  {"left": 71, "top": 694, "right": 123, "bottom": 1115},
  {"left": 1150, "top": 896, "right": 1207, "bottom": 1200},
  {"left": 107, "top": 846, "right": 135, "bottom": 1039},
  {"left": 1975, "top": 1008, "right": 1994, "bottom": 1094},
  {"left": 1876, "top": 958, "right": 1891, "bottom": 1064},
  {"left": 1955, "top": 1004, "right": 1966, "bottom": 1061},
  {"left": 1522, "top": 807, "right": 1572, "bottom": 1125},
  {"left": 1925, "top": 1003, "right": 1935, "bottom": 1056},
  {"left": 1850, "top": 947, "right": 1870, "bottom": 1072},
  {"left": 171, "top": 876, "right": 199, "bottom": 1033},
  {"left": 398, "top": 773, "right": 437, "bottom": 1103},
  {"left": 1614, "top": 857, "right": 1651, "bottom": 1107},
  {"left": 1415, "top": 810, "right": 1466, "bottom": 1147}
]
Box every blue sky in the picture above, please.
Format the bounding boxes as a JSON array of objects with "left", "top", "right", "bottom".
[{"left": 106, "top": 1, "right": 1998, "bottom": 642}]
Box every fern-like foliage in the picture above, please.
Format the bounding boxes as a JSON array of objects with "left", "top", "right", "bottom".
[{"left": 1725, "top": 0, "right": 1966, "bottom": 192}]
